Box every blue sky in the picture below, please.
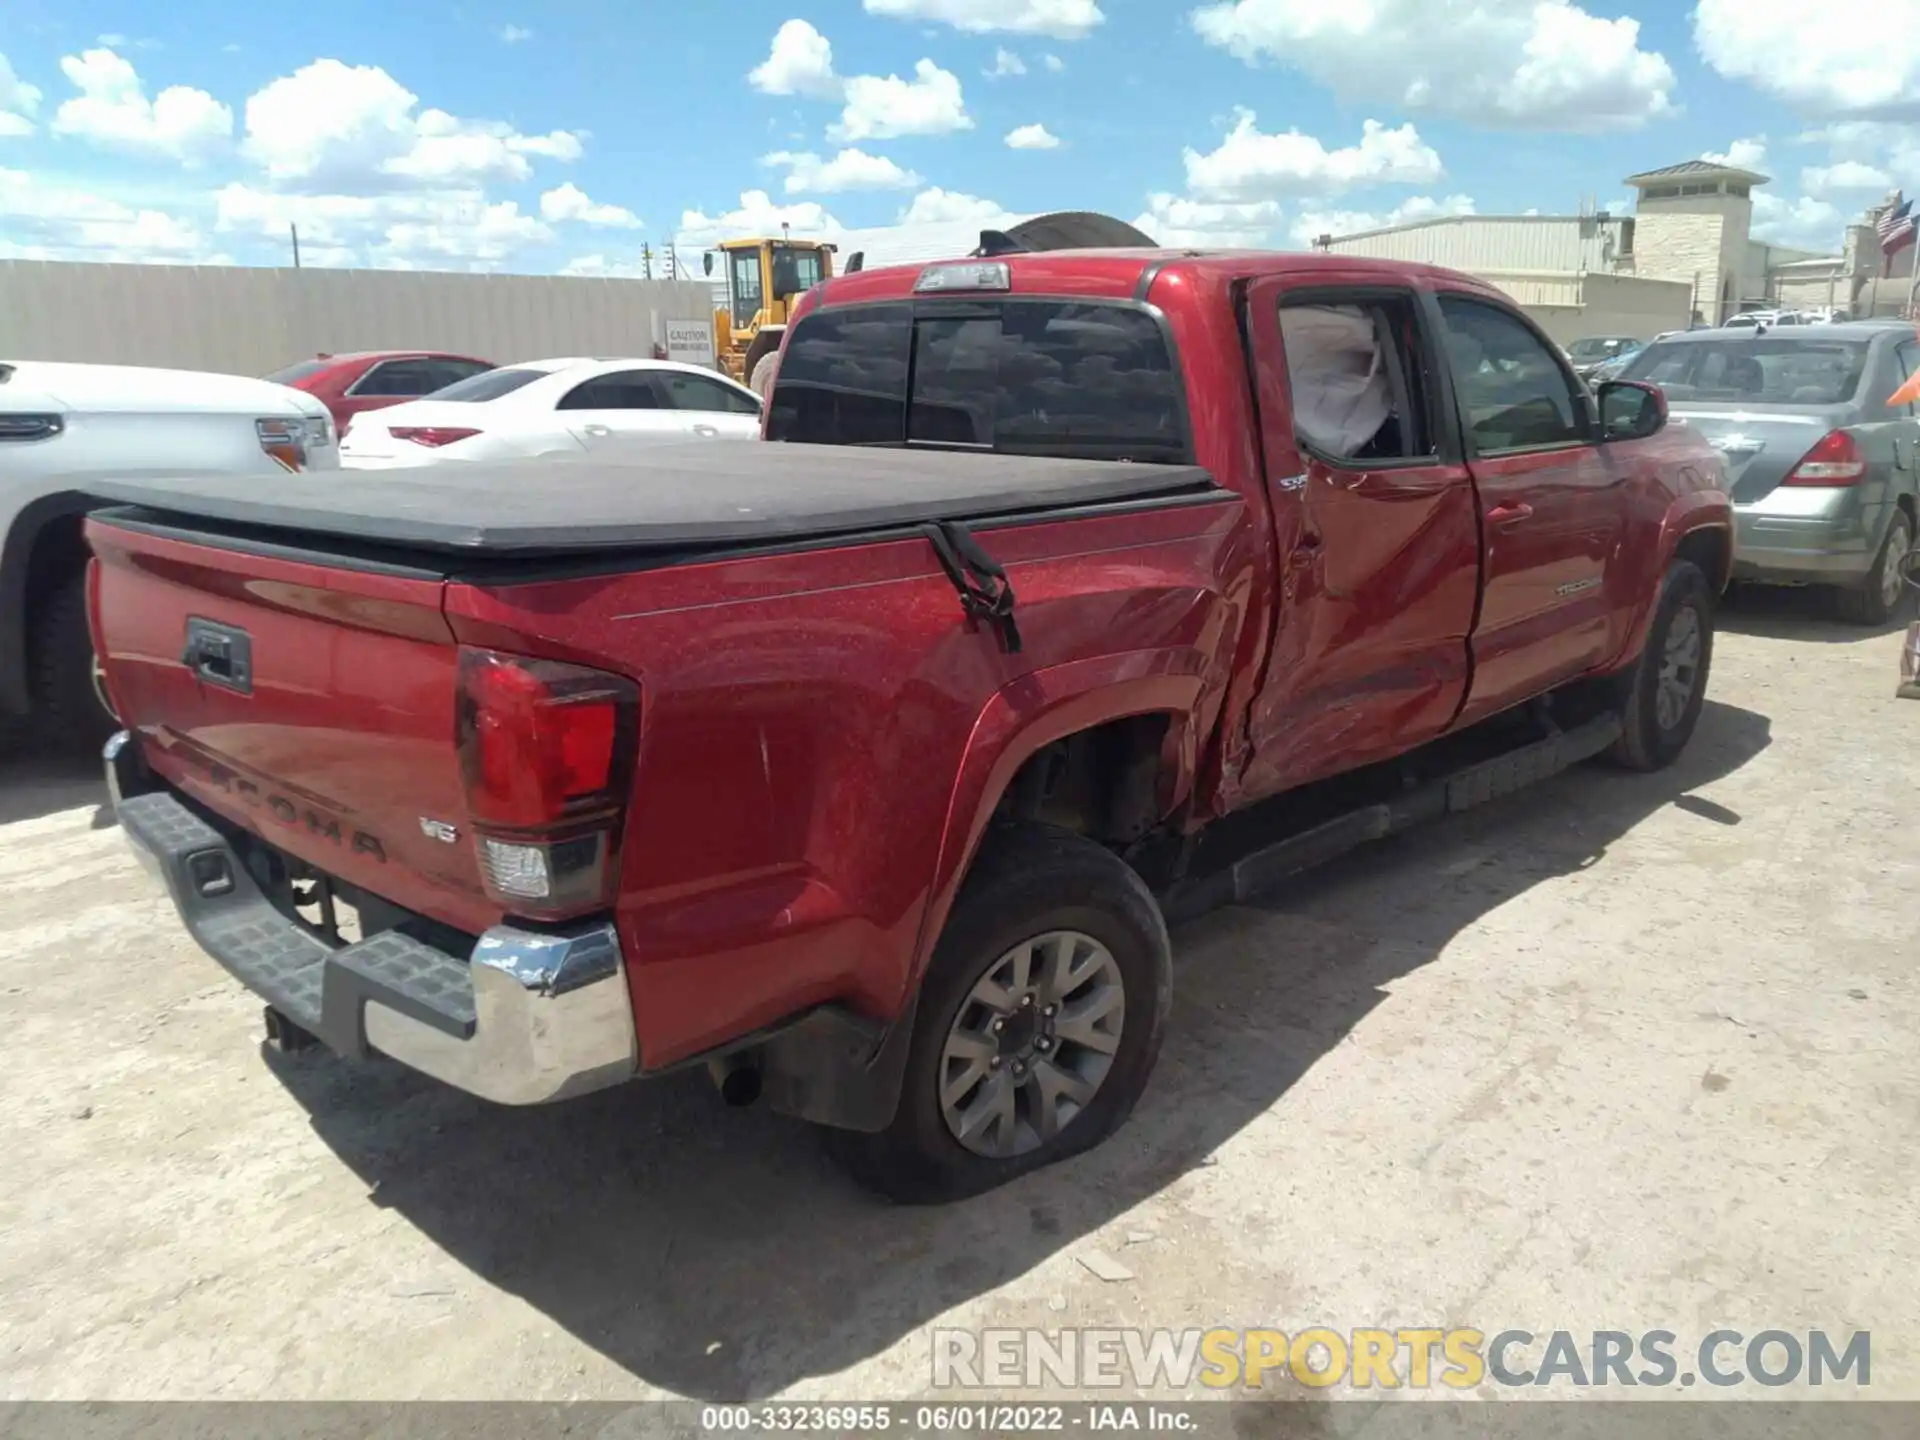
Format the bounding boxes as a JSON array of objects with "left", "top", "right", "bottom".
[{"left": 1, "top": 0, "right": 1916, "bottom": 275}]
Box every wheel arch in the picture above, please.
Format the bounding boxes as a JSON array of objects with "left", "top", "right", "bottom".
[
  {"left": 0, "top": 491, "right": 96, "bottom": 717},
  {"left": 905, "top": 650, "right": 1210, "bottom": 1000},
  {"left": 1607, "top": 498, "right": 1732, "bottom": 676}
]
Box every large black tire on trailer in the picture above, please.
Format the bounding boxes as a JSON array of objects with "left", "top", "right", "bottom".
[
  {"left": 29, "top": 574, "right": 117, "bottom": 754},
  {"left": 826, "top": 824, "right": 1172, "bottom": 1204},
  {"left": 994, "top": 212, "right": 1160, "bottom": 252}
]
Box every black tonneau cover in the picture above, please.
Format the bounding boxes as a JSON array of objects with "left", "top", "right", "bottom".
[{"left": 84, "top": 440, "right": 1222, "bottom": 556}]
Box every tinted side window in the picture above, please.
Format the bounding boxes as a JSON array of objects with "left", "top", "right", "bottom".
[
  {"left": 558, "top": 373, "right": 663, "bottom": 410},
  {"left": 1437, "top": 295, "right": 1585, "bottom": 452},
  {"left": 766, "top": 304, "right": 913, "bottom": 445},
  {"left": 656, "top": 372, "right": 760, "bottom": 414},
  {"left": 354, "top": 359, "right": 437, "bottom": 397}
]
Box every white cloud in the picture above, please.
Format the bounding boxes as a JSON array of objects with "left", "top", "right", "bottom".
[
  {"left": 897, "top": 187, "right": 1016, "bottom": 226},
  {"left": 1043, "top": 53, "right": 1065, "bottom": 71},
  {"left": 1288, "top": 193, "right": 1477, "bottom": 247},
  {"left": 51, "top": 48, "right": 231, "bottom": 163},
  {"left": 383, "top": 200, "right": 551, "bottom": 262},
  {"left": 1134, "top": 193, "right": 1281, "bottom": 247},
  {"left": 1184, "top": 112, "right": 1443, "bottom": 201},
  {"left": 1801, "top": 160, "right": 1893, "bottom": 198},
  {"left": 215, "top": 181, "right": 555, "bottom": 267},
  {"left": 0, "top": 167, "right": 224, "bottom": 263},
  {"left": 0, "top": 52, "right": 42, "bottom": 135},
  {"left": 1703, "top": 136, "right": 1768, "bottom": 171},
  {"left": 677, "top": 189, "right": 844, "bottom": 247},
  {"left": 539, "top": 181, "right": 641, "bottom": 227},
  {"left": 1751, "top": 191, "right": 1846, "bottom": 251},
  {"left": 1801, "top": 120, "right": 1920, "bottom": 181},
  {"left": 1192, "top": 0, "right": 1675, "bottom": 131},
  {"left": 1695, "top": 1, "right": 1920, "bottom": 117},
  {"left": 763, "top": 147, "right": 922, "bottom": 193},
  {"left": 1005, "top": 121, "right": 1059, "bottom": 149},
  {"left": 241, "top": 60, "right": 581, "bottom": 190},
  {"left": 862, "top": 0, "right": 1104, "bottom": 40},
  {"left": 988, "top": 48, "right": 1027, "bottom": 78},
  {"left": 559, "top": 253, "right": 655, "bottom": 278},
  {"left": 500, "top": 24, "right": 533, "bottom": 43},
  {"left": 749, "top": 20, "right": 841, "bottom": 98},
  {"left": 833, "top": 59, "right": 972, "bottom": 140},
  {"left": 96, "top": 33, "right": 128, "bottom": 46}
]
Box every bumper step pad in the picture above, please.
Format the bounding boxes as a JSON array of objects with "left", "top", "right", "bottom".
[{"left": 116, "top": 790, "right": 475, "bottom": 1057}]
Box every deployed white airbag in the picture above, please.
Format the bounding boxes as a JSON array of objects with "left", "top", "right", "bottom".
[{"left": 1280, "top": 305, "right": 1390, "bottom": 457}]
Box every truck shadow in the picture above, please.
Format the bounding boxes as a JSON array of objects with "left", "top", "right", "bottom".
[{"left": 268, "top": 698, "right": 1771, "bottom": 1401}]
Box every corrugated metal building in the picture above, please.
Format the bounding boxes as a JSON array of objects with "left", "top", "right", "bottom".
[
  {"left": 1318, "top": 207, "right": 1691, "bottom": 345},
  {"left": 1318, "top": 159, "right": 1915, "bottom": 337},
  {"left": 0, "top": 260, "right": 714, "bottom": 376}
]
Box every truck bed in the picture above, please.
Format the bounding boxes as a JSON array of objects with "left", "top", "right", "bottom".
[{"left": 82, "top": 441, "right": 1221, "bottom": 557}]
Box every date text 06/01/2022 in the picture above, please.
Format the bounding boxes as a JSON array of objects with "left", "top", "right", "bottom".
[{"left": 698, "top": 1404, "right": 1199, "bottom": 1433}]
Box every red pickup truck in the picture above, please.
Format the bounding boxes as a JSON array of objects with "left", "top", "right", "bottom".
[{"left": 86, "top": 249, "right": 1731, "bottom": 1203}]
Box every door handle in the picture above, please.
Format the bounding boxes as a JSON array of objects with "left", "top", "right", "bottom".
[
  {"left": 583, "top": 423, "right": 611, "bottom": 437},
  {"left": 693, "top": 424, "right": 719, "bottom": 437},
  {"left": 181, "top": 618, "right": 252, "bottom": 695},
  {"left": 1487, "top": 502, "right": 1534, "bottom": 526}
]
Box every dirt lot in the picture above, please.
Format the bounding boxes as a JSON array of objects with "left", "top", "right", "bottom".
[{"left": 2, "top": 592, "right": 1917, "bottom": 1402}]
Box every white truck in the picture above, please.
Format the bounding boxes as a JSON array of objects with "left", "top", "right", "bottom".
[{"left": 0, "top": 360, "right": 338, "bottom": 750}]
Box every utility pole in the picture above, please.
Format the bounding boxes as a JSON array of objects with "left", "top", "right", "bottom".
[
  {"left": 642, "top": 242, "right": 653, "bottom": 280},
  {"left": 290, "top": 223, "right": 301, "bottom": 269}
]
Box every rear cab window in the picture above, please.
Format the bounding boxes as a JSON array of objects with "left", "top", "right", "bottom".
[{"left": 766, "top": 300, "right": 1190, "bottom": 464}]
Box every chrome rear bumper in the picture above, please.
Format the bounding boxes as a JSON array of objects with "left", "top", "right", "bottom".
[{"left": 106, "top": 731, "right": 638, "bottom": 1105}]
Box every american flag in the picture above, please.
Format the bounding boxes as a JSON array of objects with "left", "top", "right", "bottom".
[{"left": 1879, "top": 194, "right": 1916, "bottom": 254}]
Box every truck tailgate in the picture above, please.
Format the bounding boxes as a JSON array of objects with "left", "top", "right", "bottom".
[{"left": 88, "top": 516, "right": 494, "bottom": 935}]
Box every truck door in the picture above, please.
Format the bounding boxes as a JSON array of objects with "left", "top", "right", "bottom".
[
  {"left": 1237, "top": 279, "right": 1481, "bottom": 798},
  {"left": 1430, "top": 291, "right": 1628, "bottom": 725}
]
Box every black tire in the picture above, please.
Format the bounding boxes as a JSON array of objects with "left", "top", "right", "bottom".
[
  {"left": 1833, "top": 507, "right": 1913, "bottom": 626},
  {"left": 1605, "top": 559, "right": 1713, "bottom": 772},
  {"left": 29, "top": 574, "right": 117, "bottom": 754},
  {"left": 826, "top": 825, "right": 1172, "bottom": 1204}
]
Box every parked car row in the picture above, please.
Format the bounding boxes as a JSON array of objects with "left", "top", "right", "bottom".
[{"left": 0, "top": 347, "right": 762, "bottom": 750}]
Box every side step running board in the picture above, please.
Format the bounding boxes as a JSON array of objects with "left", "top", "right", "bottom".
[{"left": 1158, "top": 712, "right": 1622, "bottom": 925}]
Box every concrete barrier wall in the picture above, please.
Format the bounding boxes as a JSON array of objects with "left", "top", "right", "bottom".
[{"left": 0, "top": 260, "right": 715, "bottom": 376}]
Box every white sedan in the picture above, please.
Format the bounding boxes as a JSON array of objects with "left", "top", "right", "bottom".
[{"left": 338, "top": 356, "right": 763, "bottom": 467}]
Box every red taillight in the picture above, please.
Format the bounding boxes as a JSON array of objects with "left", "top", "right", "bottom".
[
  {"left": 392, "top": 426, "right": 480, "bottom": 448},
  {"left": 1783, "top": 430, "right": 1866, "bottom": 485},
  {"left": 455, "top": 649, "right": 640, "bottom": 919}
]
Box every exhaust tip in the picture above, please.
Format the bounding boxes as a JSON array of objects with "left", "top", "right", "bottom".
[{"left": 707, "top": 1054, "right": 763, "bottom": 1107}]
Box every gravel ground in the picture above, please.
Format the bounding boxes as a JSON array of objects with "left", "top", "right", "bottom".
[{"left": 1, "top": 590, "right": 1915, "bottom": 1403}]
